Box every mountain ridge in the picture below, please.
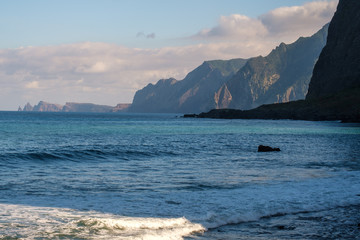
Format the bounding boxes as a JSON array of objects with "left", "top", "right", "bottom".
[
  {"left": 222, "top": 23, "right": 328, "bottom": 110},
  {"left": 130, "top": 24, "right": 328, "bottom": 113},
  {"left": 192, "top": 0, "right": 360, "bottom": 122},
  {"left": 128, "top": 58, "right": 248, "bottom": 113}
]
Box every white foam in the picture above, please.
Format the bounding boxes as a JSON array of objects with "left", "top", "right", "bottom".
[
  {"left": 2, "top": 172, "right": 359, "bottom": 239},
  {"left": 194, "top": 171, "right": 360, "bottom": 229},
  {"left": 0, "top": 204, "right": 205, "bottom": 240}
]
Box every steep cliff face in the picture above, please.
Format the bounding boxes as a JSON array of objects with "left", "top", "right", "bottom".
[
  {"left": 129, "top": 59, "right": 247, "bottom": 113},
  {"left": 129, "top": 78, "right": 179, "bottom": 113},
  {"left": 196, "top": 0, "right": 360, "bottom": 122},
  {"left": 306, "top": 0, "right": 360, "bottom": 100},
  {"left": 22, "top": 102, "right": 34, "bottom": 111},
  {"left": 130, "top": 24, "right": 327, "bottom": 113},
  {"left": 32, "top": 101, "right": 63, "bottom": 112},
  {"left": 220, "top": 24, "right": 328, "bottom": 110}
]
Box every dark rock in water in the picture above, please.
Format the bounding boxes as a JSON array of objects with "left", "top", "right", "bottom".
[
  {"left": 258, "top": 145, "right": 280, "bottom": 152},
  {"left": 274, "top": 225, "right": 296, "bottom": 230},
  {"left": 165, "top": 200, "right": 181, "bottom": 205},
  {"left": 276, "top": 225, "right": 285, "bottom": 230}
]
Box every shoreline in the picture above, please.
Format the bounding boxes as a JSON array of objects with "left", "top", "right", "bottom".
[{"left": 184, "top": 88, "right": 360, "bottom": 123}]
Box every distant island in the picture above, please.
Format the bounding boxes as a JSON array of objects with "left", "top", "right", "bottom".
[
  {"left": 18, "top": 101, "right": 131, "bottom": 113},
  {"left": 186, "top": 0, "right": 360, "bottom": 123}
]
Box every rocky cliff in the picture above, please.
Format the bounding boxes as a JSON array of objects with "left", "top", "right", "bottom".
[
  {"left": 194, "top": 0, "right": 360, "bottom": 122},
  {"left": 22, "top": 102, "right": 34, "bottom": 111},
  {"left": 111, "top": 103, "right": 132, "bottom": 112},
  {"left": 130, "top": 24, "right": 327, "bottom": 113},
  {"left": 62, "top": 102, "right": 114, "bottom": 112},
  {"left": 129, "top": 59, "right": 248, "bottom": 113},
  {"left": 220, "top": 24, "right": 328, "bottom": 110},
  {"left": 32, "top": 101, "right": 63, "bottom": 112},
  {"left": 306, "top": 0, "right": 360, "bottom": 100}
]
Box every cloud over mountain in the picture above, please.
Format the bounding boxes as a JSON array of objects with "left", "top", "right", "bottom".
[
  {"left": 0, "top": 0, "right": 338, "bottom": 110},
  {"left": 194, "top": 0, "right": 337, "bottom": 43},
  {"left": 195, "top": 14, "right": 267, "bottom": 39},
  {"left": 260, "top": 0, "right": 338, "bottom": 40}
]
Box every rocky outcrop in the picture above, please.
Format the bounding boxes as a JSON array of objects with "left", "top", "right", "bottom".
[
  {"left": 306, "top": 0, "right": 360, "bottom": 100},
  {"left": 22, "top": 102, "right": 33, "bottom": 111},
  {"left": 258, "top": 145, "right": 280, "bottom": 152},
  {"left": 62, "top": 102, "right": 114, "bottom": 112},
  {"left": 220, "top": 24, "right": 328, "bottom": 110},
  {"left": 129, "top": 59, "right": 248, "bottom": 113},
  {"left": 32, "top": 101, "right": 63, "bottom": 112},
  {"left": 111, "top": 103, "right": 131, "bottom": 112},
  {"left": 19, "top": 101, "right": 131, "bottom": 113},
  {"left": 195, "top": 87, "right": 360, "bottom": 122},
  {"left": 193, "top": 0, "right": 360, "bottom": 122},
  {"left": 214, "top": 84, "right": 233, "bottom": 109}
]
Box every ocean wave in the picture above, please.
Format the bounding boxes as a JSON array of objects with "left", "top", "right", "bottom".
[
  {"left": 0, "top": 204, "right": 205, "bottom": 240},
  {"left": 0, "top": 147, "right": 180, "bottom": 163},
  {"left": 193, "top": 172, "right": 360, "bottom": 230}
]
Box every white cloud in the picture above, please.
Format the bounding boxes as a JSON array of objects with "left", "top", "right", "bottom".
[
  {"left": 25, "top": 81, "right": 40, "bottom": 89},
  {"left": 1, "top": 42, "right": 253, "bottom": 109},
  {"left": 193, "top": 0, "right": 337, "bottom": 44},
  {"left": 76, "top": 61, "right": 108, "bottom": 73},
  {"left": 260, "top": 0, "right": 338, "bottom": 41},
  {"left": 0, "top": 0, "right": 338, "bottom": 110},
  {"left": 195, "top": 14, "right": 268, "bottom": 40}
]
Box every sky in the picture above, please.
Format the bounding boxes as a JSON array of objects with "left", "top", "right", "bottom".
[{"left": 0, "top": 0, "right": 338, "bottom": 110}]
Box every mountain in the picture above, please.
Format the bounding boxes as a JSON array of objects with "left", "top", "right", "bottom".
[
  {"left": 306, "top": 0, "right": 360, "bottom": 100},
  {"left": 22, "top": 102, "right": 34, "bottom": 111},
  {"left": 130, "top": 24, "right": 328, "bottom": 113},
  {"left": 218, "top": 24, "right": 328, "bottom": 110},
  {"left": 128, "top": 58, "right": 248, "bottom": 113},
  {"left": 19, "top": 101, "right": 131, "bottom": 113},
  {"left": 193, "top": 0, "right": 360, "bottom": 122},
  {"left": 32, "top": 101, "right": 63, "bottom": 112}
]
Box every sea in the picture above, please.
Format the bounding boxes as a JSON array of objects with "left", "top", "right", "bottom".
[{"left": 0, "top": 111, "right": 360, "bottom": 240}]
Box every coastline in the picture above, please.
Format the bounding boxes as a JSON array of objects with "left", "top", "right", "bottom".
[{"left": 184, "top": 88, "right": 360, "bottom": 123}]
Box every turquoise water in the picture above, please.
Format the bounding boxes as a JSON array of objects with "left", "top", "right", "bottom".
[{"left": 0, "top": 112, "right": 359, "bottom": 239}]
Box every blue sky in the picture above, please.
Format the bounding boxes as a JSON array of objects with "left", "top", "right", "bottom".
[
  {"left": 2, "top": 0, "right": 318, "bottom": 48},
  {"left": 0, "top": 0, "right": 338, "bottom": 110}
]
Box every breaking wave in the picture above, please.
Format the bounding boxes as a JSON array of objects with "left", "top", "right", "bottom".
[{"left": 0, "top": 204, "right": 205, "bottom": 240}]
